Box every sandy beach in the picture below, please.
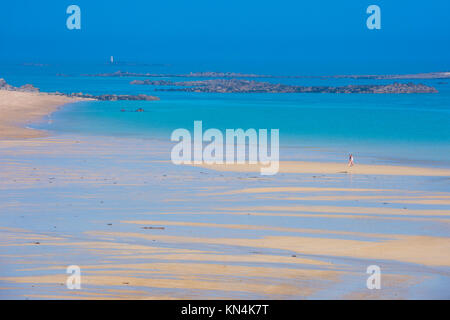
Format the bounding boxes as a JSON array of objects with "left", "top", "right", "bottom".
[
  {"left": 0, "top": 90, "right": 449, "bottom": 299},
  {"left": 1, "top": 0, "right": 449, "bottom": 308},
  {"left": 0, "top": 90, "right": 82, "bottom": 139},
  {"left": 194, "top": 162, "right": 450, "bottom": 177}
]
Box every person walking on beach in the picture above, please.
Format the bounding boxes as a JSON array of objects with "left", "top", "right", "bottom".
[{"left": 348, "top": 154, "right": 354, "bottom": 167}]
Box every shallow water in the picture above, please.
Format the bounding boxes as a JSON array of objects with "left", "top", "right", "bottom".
[
  {"left": 1, "top": 64, "right": 449, "bottom": 299},
  {"left": 0, "top": 136, "right": 449, "bottom": 299},
  {"left": 3, "top": 63, "right": 447, "bottom": 166}
]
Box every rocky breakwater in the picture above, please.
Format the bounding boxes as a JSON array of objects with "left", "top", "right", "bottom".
[{"left": 67, "top": 92, "right": 159, "bottom": 101}]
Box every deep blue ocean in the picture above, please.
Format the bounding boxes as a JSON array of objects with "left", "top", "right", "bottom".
[{"left": 2, "top": 63, "right": 450, "bottom": 167}]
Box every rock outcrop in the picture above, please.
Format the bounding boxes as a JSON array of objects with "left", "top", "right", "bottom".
[
  {"left": 85, "top": 70, "right": 450, "bottom": 80},
  {"left": 0, "top": 78, "right": 39, "bottom": 92},
  {"left": 68, "top": 92, "right": 159, "bottom": 101},
  {"left": 0, "top": 78, "right": 159, "bottom": 100},
  {"left": 131, "top": 78, "right": 438, "bottom": 94}
]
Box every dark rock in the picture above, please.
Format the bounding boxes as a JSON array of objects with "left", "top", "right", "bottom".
[
  {"left": 141, "top": 226, "right": 165, "bottom": 230},
  {"left": 18, "top": 84, "right": 39, "bottom": 92},
  {"left": 133, "top": 78, "right": 437, "bottom": 94},
  {"left": 0, "top": 78, "right": 38, "bottom": 91}
]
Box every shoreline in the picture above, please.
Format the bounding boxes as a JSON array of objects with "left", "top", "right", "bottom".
[
  {"left": 193, "top": 161, "right": 450, "bottom": 177},
  {"left": 86, "top": 70, "right": 450, "bottom": 80},
  {"left": 0, "top": 133, "right": 449, "bottom": 299},
  {"left": 1, "top": 89, "right": 448, "bottom": 178},
  {"left": 0, "top": 78, "right": 160, "bottom": 140},
  {"left": 0, "top": 90, "right": 85, "bottom": 140},
  {"left": 0, "top": 98, "right": 449, "bottom": 298}
]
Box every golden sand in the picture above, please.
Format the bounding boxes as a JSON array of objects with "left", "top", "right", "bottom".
[
  {"left": 87, "top": 231, "right": 450, "bottom": 267},
  {"left": 0, "top": 90, "right": 84, "bottom": 139},
  {"left": 194, "top": 161, "right": 450, "bottom": 177}
]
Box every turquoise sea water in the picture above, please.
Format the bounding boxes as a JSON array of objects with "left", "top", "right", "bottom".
[
  {"left": 1, "top": 64, "right": 450, "bottom": 299},
  {"left": 3, "top": 64, "right": 450, "bottom": 166}
]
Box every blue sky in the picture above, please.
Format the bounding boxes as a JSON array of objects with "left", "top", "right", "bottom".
[{"left": 0, "top": 0, "right": 449, "bottom": 73}]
